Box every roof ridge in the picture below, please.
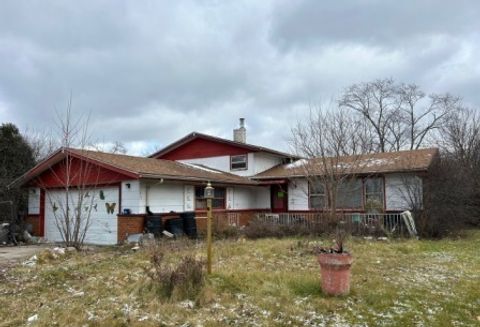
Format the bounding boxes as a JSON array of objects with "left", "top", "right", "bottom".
[{"left": 148, "top": 131, "right": 298, "bottom": 159}]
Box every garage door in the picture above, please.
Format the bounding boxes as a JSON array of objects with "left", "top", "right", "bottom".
[{"left": 45, "top": 187, "right": 119, "bottom": 245}]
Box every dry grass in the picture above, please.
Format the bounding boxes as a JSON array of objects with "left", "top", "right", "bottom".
[{"left": 0, "top": 231, "right": 479, "bottom": 326}]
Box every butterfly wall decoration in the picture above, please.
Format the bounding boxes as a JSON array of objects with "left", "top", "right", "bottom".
[{"left": 105, "top": 202, "right": 116, "bottom": 214}]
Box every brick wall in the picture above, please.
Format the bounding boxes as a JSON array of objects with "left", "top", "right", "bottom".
[
  {"left": 117, "top": 215, "right": 145, "bottom": 243},
  {"left": 195, "top": 210, "right": 266, "bottom": 233},
  {"left": 24, "top": 215, "right": 40, "bottom": 236}
]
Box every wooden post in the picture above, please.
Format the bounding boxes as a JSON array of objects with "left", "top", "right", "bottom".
[{"left": 206, "top": 197, "right": 212, "bottom": 274}]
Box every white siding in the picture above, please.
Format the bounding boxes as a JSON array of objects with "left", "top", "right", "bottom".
[
  {"left": 28, "top": 187, "right": 40, "bottom": 215},
  {"left": 226, "top": 187, "right": 234, "bottom": 209},
  {"left": 254, "top": 187, "right": 270, "bottom": 209},
  {"left": 232, "top": 187, "right": 253, "bottom": 210},
  {"left": 230, "top": 186, "right": 270, "bottom": 210},
  {"left": 179, "top": 152, "right": 282, "bottom": 177},
  {"left": 253, "top": 153, "right": 283, "bottom": 174},
  {"left": 385, "top": 173, "right": 423, "bottom": 211},
  {"left": 44, "top": 187, "right": 119, "bottom": 245},
  {"left": 179, "top": 156, "right": 230, "bottom": 173},
  {"left": 122, "top": 180, "right": 271, "bottom": 213},
  {"left": 179, "top": 153, "right": 256, "bottom": 176},
  {"left": 146, "top": 182, "right": 185, "bottom": 213},
  {"left": 184, "top": 185, "right": 194, "bottom": 211},
  {"left": 288, "top": 178, "right": 309, "bottom": 211},
  {"left": 121, "top": 180, "right": 143, "bottom": 214},
  {"left": 139, "top": 183, "right": 147, "bottom": 214}
]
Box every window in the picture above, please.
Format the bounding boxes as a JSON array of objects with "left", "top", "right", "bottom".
[
  {"left": 309, "top": 181, "right": 326, "bottom": 209},
  {"left": 364, "top": 177, "right": 384, "bottom": 211},
  {"left": 310, "top": 179, "right": 363, "bottom": 210},
  {"left": 336, "top": 179, "right": 363, "bottom": 209},
  {"left": 194, "top": 186, "right": 226, "bottom": 210},
  {"left": 230, "top": 155, "right": 247, "bottom": 170}
]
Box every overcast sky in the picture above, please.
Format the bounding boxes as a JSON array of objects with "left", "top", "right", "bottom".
[{"left": 1, "top": 1, "right": 479, "bottom": 155}]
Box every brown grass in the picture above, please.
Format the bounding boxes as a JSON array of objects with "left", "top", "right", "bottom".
[{"left": 0, "top": 231, "right": 479, "bottom": 326}]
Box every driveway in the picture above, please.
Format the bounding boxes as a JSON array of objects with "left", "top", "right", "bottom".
[{"left": 0, "top": 245, "right": 50, "bottom": 266}]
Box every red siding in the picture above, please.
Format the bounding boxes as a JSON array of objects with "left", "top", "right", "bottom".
[
  {"left": 29, "top": 156, "right": 133, "bottom": 188},
  {"left": 156, "top": 138, "right": 250, "bottom": 160}
]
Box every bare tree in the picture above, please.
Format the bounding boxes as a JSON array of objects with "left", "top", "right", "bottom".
[
  {"left": 290, "top": 107, "right": 369, "bottom": 218},
  {"left": 23, "top": 127, "right": 58, "bottom": 162},
  {"left": 92, "top": 140, "right": 128, "bottom": 154},
  {"left": 339, "top": 78, "right": 400, "bottom": 152},
  {"left": 35, "top": 100, "right": 102, "bottom": 249},
  {"left": 339, "top": 78, "right": 460, "bottom": 152},
  {"left": 440, "top": 107, "right": 480, "bottom": 166},
  {"left": 397, "top": 83, "right": 459, "bottom": 150},
  {"left": 109, "top": 141, "right": 127, "bottom": 154}
]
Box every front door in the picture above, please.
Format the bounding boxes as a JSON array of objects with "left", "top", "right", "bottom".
[{"left": 271, "top": 184, "right": 288, "bottom": 212}]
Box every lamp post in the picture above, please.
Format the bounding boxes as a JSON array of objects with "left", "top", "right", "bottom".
[{"left": 204, "top": 181, "right": 214, "bottom": 274}]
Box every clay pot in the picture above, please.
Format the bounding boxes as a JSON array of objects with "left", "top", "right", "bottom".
[{"left": 317, "top": 253, "right": 353, "bottom": 296}]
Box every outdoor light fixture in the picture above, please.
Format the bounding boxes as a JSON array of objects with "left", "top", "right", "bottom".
[
  {"left": 204, "top": 181, "right": 214, "bottom": 199},
  {"left": 204, "top": 181, "right": 214, "bottom": 274},
  {"left": 126, "top": 183, "right": 131, "bottom": 189}
]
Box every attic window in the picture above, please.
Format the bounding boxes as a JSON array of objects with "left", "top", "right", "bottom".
[{"left": 230, "top": 154, "right": 247, "bottom": 170}]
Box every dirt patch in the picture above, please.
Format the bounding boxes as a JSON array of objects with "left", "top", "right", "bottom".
[{"left": 0, "top": 245, "right": 50, "bottom": 266}]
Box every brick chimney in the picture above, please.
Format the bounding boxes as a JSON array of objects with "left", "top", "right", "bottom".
[{"left": 233, "top": 118, "right": 246, "bottom": 143}]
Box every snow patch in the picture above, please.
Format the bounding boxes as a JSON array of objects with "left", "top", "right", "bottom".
[
  {"left": 286, "top": 159, "right": 308, "bottom": 169},
  {"left": 182, "top": 162, "right": 222, "bottom": 174}
]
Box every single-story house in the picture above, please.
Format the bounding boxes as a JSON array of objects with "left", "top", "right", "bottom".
[{"left": 18, "top": 119, "right": 438, "bottom": 244}]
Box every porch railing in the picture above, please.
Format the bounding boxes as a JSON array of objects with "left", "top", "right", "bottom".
[{"left": 255, "top": 212, "right": 414, "bottom": 237}]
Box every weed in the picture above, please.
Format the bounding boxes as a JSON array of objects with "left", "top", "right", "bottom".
[{"left": 144, "top": 243, "right": 205, "bottom": 301}]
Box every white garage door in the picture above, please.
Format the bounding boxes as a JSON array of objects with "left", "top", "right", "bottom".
[{"left": 45, "top": 187, "right": 119, "bottom": 245}]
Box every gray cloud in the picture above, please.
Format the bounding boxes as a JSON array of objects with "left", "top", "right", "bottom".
[{"left": 0, "top": 0, "right": 479, "bottom": 154}]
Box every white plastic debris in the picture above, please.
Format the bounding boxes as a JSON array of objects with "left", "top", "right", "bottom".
[
  {"left": 22, "top": 255, "right": 38, "bottom": 266},
  {"left": 87, "top": 311, "right": 95, "bottom": 321},
  {"left": 178, "top": 300, "right": 195, "bottom": 309},
  {"left": 23, "top": 230, "right": 34, "bottom": 243},
  {"left": 72, "top": 291, "right": 85, "bottom": 297},
  {"left": 27, "top": 314, "right": 38, "bottom": 323},
  {"left": 138, "top": 316, "right": 149, "bottom": 322},
  {"left": 52, "top": 247, "right": 66, "bottom": 255},
  {"left": 127, "top": 233, "right": 143, "bottom": 244},
  {"left": 139, "top": 233, "right": 155, "bottom": 246},
  {"left": 162, "top": 230, "right": 174, "bottom": 238},
  {"left": 401, "top": 210, "right": 418, "bottom": 237},
  {"left": 131, "top": 245, "right": 140, "bottom": 251}
]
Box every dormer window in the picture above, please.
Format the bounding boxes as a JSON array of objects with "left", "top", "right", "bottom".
[{"left": 230, "top": 154, "right": 248, "bottom": 170}]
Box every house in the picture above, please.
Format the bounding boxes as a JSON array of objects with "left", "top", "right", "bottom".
[{"left": 19, "top": 119, "right": 438, "bottom": 244}]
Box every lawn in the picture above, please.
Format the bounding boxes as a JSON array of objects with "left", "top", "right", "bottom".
[{"left": 1, "top": 231, "right": 479, "bottom": 326}]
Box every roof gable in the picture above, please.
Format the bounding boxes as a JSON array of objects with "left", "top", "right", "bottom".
[
  {"left": 15, "top": 147, "right": 257, "bottom": 187},
  {"left": 29, "top": 155, "right": 134, "bottom": 188},
  {"left": 149, "top": 132, "right": 297, "bottom": 160}
]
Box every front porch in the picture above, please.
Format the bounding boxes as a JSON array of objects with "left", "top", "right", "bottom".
[{"left": 117, "top": 210, "right": 416, "bottom": 242}]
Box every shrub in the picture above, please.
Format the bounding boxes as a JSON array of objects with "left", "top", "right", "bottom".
[
  {"left": 214, "top": 225, "right": 243, "bottom": 239},
  {"left": 419, "top": 156, "right": 480, "bottom": 238},
  {"left": 244, "top": 217, "right": 325, "bottom": 239},
  {"left": 144, "top": 244, "right": 205, "bottom": 301}
]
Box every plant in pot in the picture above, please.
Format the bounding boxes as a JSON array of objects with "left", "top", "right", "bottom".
[{"left": 315, "top": 223, "right": 353, "bottom": 296}]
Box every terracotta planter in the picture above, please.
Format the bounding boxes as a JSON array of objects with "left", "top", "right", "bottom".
[{"left": 317, "top": 253, "right": 353, "bottom": 296}]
